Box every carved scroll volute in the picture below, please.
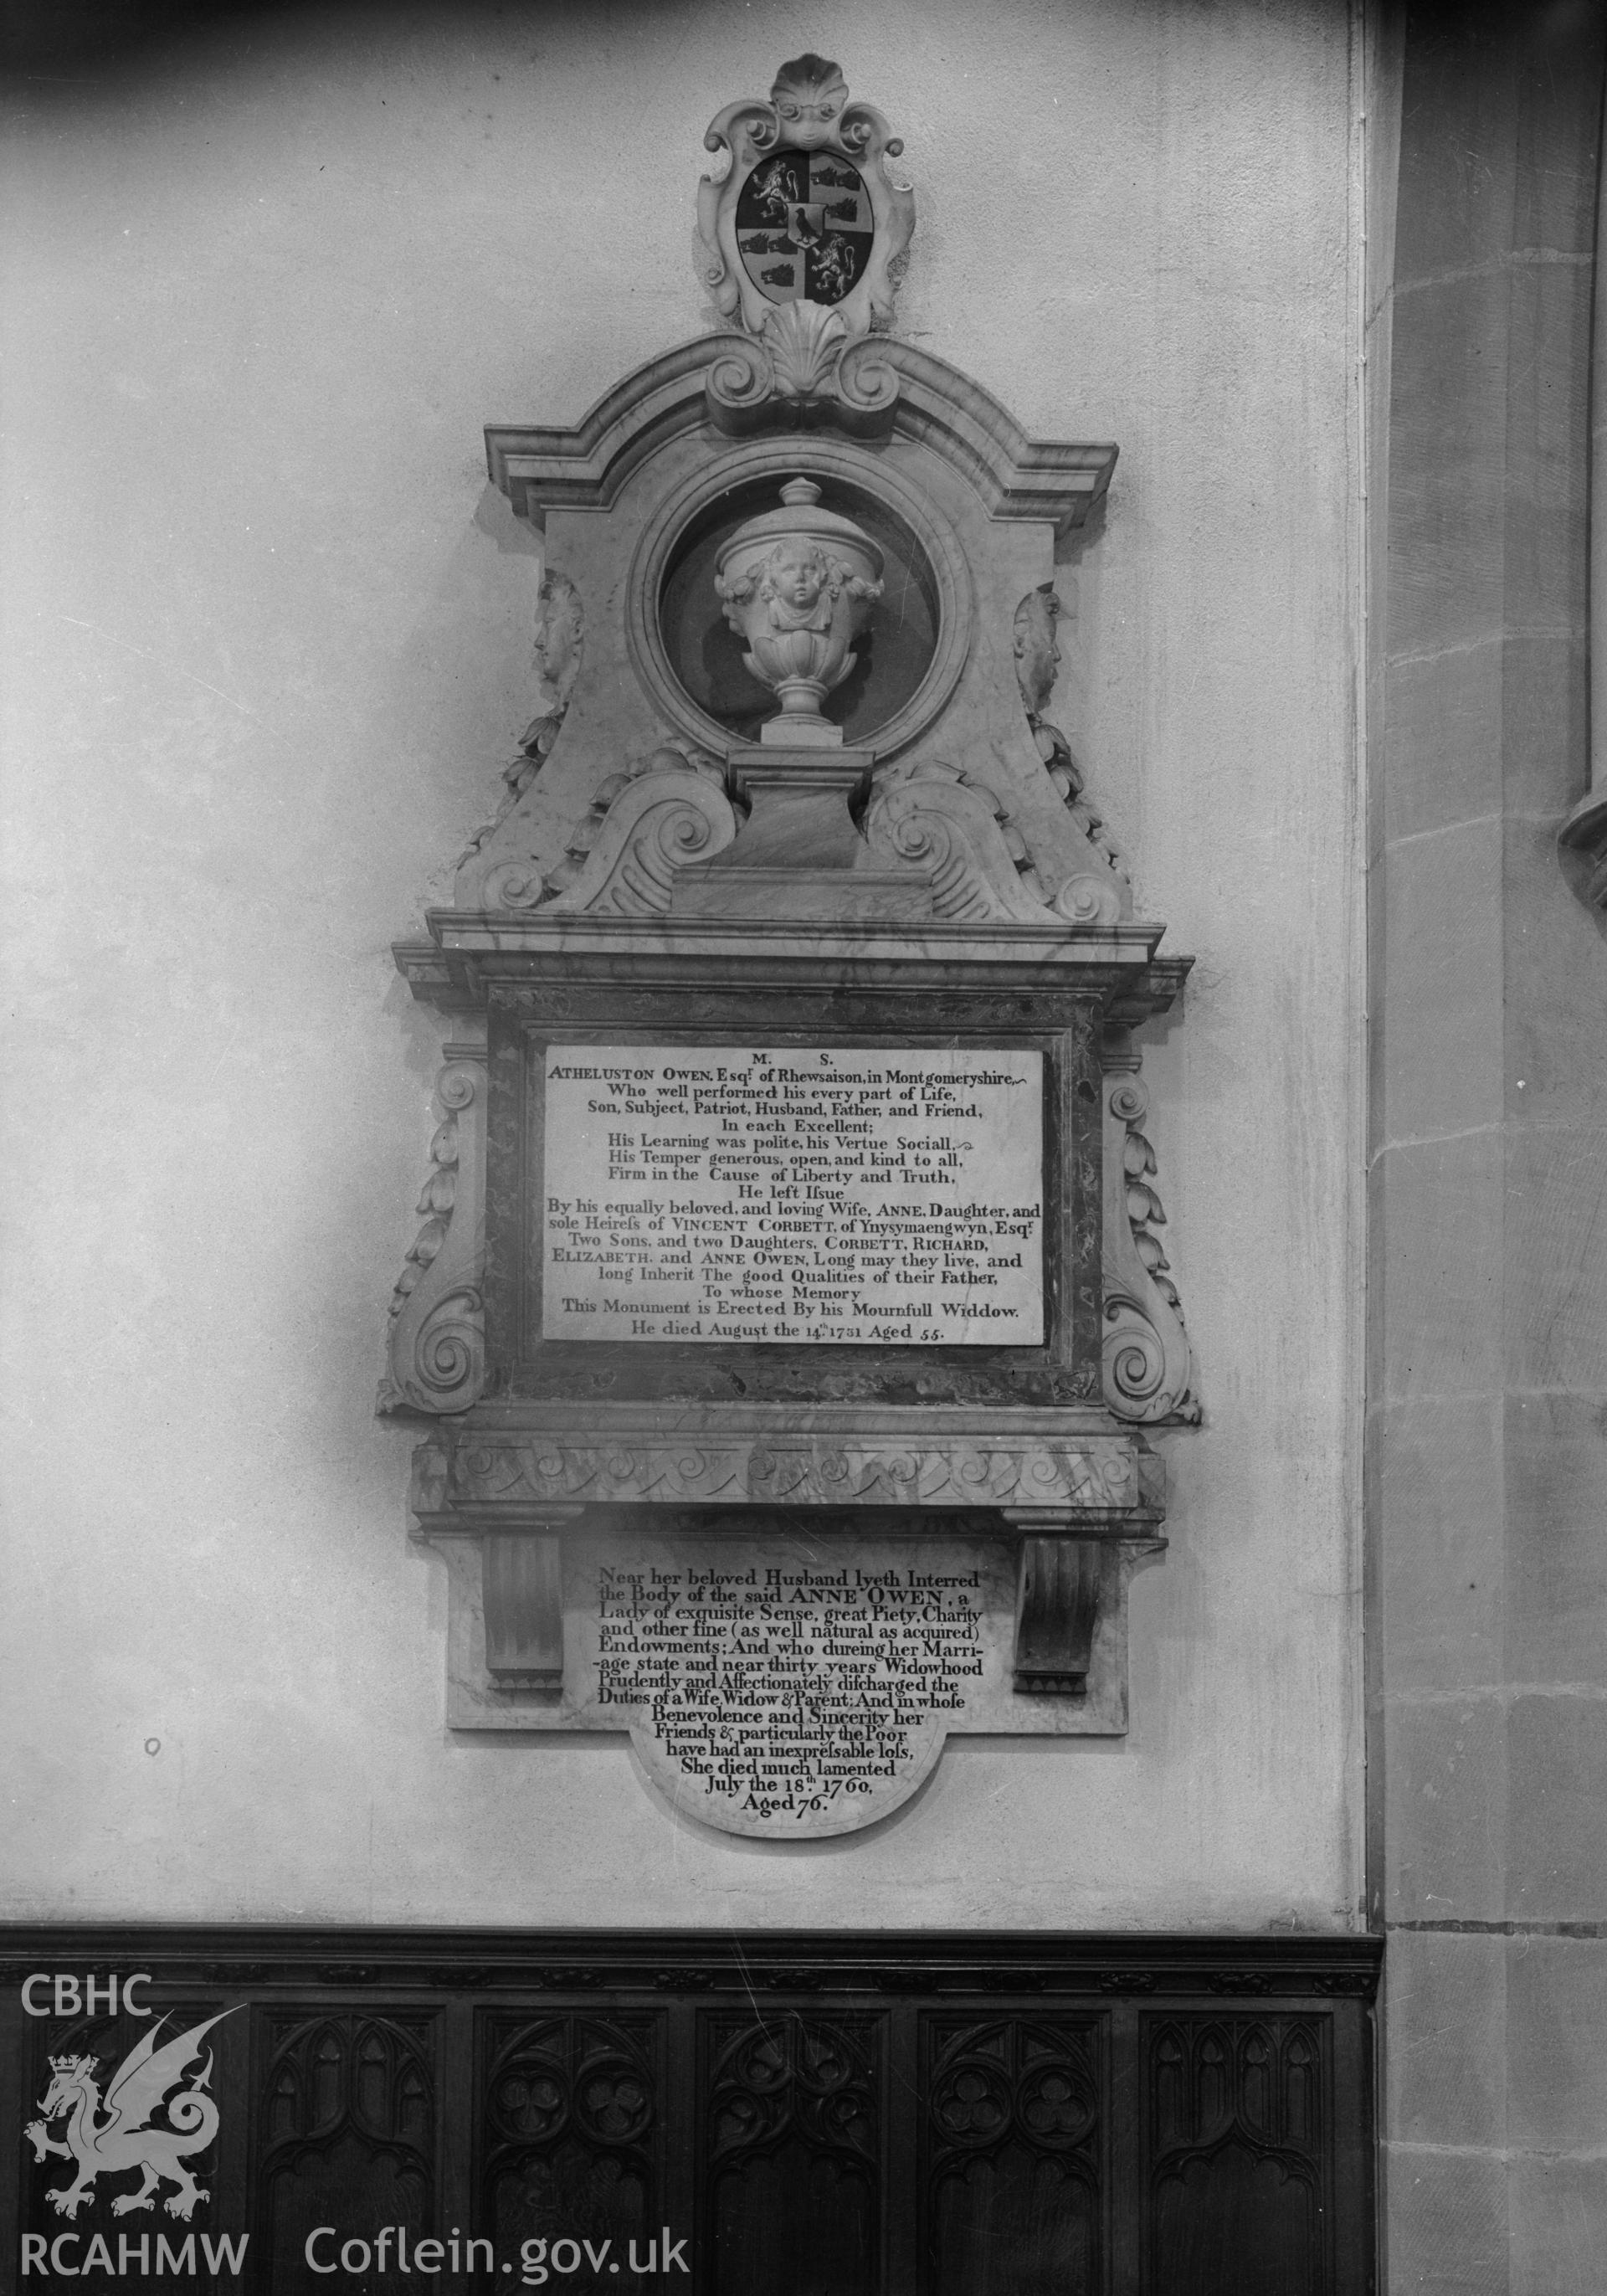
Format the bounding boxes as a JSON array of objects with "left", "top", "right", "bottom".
[
  {"left": 544, "top": 748, "right": 738, "bottom": 915},
  {"left": 1101, "top": 1061, "right": 1199, "bottom": 1425},
  {"left": 865, "top": 759, "right": 1087, "bottom": 923},
  {"left": 381, "top": 1050, "right": 487, "bottom": 1416}
]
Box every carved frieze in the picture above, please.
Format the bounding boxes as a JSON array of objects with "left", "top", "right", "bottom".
[{"left": 416, "top": 1420, "right": 1148, "bottom": 1515}]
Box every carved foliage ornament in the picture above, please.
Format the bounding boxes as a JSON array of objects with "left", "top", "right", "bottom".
[
  {"left": 1101, "top": 1061, "right": 1199, "bottom": 1425},
  {"left": 381, "top": 1053, "right": 488, "bottom": 1417},
  {"left": 698, "top": 54, "right": 915, "bottom": 339},
  {"left": 1014, "top": 583, "right": 1128, "bottom": 887}
]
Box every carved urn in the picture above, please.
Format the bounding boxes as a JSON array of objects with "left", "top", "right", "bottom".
[{"left": 713, "top": 476, "right": 884, "bottom": 746}]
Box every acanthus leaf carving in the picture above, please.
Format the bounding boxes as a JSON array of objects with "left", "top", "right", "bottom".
[
  {"left": 705, "top": 305, "right": 902, "bottom": 438},
  {"left": 380, "top": 1052, "right": 488, "bottom": 1417},
  {"left": 436, "top": 1430, "right": 1145, "bottom": 1514},
  {"left": 1101, "top": 1050, "right": 1199, "bottom": 1425},
  {"left": 1014, "top": 583, "right": 1130, "bottom": 890}
]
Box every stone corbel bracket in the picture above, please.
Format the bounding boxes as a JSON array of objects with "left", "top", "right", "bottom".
[
  {"left": 1004, "top": 1512, "right": 1166, "bottom": 1696},
  {"left": 1101, "top": 1033, "right": 1199, "bottom": 1425},
  {"left": 379, "top": 1045, "right": 489, "bottom": 1417}
]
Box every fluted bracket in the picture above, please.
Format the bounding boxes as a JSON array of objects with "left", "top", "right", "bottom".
[
  {"left": 1004, "top": 1513, "right": 1166, "bottom": 1696},
  {"left": 481, "top": 1520, "right": 579, "bottom": 1689}
]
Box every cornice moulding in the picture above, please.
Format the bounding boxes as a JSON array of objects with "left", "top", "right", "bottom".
[
  {"left": 486, "top": 336, "right": 1118, "bottom": 536},
  {"left": 393, "top": 922, "right": 1190, "bottom": 1023}
]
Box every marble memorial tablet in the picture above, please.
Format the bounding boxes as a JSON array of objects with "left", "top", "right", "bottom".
[
  {"left": 438, "top": 1526, "right": 1133, "bottom": 1836},
  {"left": 542, "top": 1045, "right": 1044, "bottom": 1346}
]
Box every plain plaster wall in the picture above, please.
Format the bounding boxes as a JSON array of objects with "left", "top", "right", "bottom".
[{"left": 0, "top": 0, "right": 1363, "bottom": 1927}]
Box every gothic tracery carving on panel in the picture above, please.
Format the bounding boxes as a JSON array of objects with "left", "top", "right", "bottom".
[
  {"left": 479, "top": 2013, "right": 661, "bottom": 2278},
  {"left": 925, "top": 2016, "right": 1104, "bottom": 2296},
  {"left": 1147, "top": 2016, "right": 1327, "bottom": 2293},
  {"left": 259, "top": 2012, "right": 437, "bottom": 2291}
]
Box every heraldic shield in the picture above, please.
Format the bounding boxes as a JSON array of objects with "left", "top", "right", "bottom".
[{"left": 735, "top": 148, "right": 873, "bottom": 306}]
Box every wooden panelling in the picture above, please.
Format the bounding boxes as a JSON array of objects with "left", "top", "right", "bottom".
[{"left": 0, "top": 1930, "right": 1379, "bottom": 2293}]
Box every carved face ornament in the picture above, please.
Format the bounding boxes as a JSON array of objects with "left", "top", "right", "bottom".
[
  {"left": 532, "top": 574, "right": 583, "bottom": 695},
  {"left": 764, "top": 542, "right": 830, "bottom": 615},
  {"left": 769, "top": 53, "right": 849, "bottom": 147},
  {"left": 1014, "top": 585, "right": 1063, "bottom": 716}
]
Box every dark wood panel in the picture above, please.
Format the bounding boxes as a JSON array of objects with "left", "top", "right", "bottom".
[
  {"left": 701, "top": 2008, "right": 885, "bottom": 2296},
  {"left": 922, "top": 2011, "right": 1105, "bottom": 2296},
  {"left": 1144, "top": 2015, "right": 1331, "bottom": 2296},
  {"left": 251, "top": 2008, "right": 439, "bottom": 2296},
  {"left": 477, "top": 2008, "right": 664, "bottom": 2288}
]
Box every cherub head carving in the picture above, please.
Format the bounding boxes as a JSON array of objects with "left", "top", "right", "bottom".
[
  {"left": 769, "top": 53, "right": 849, "bottom": 146},
  {"left": 764, "top": 541, "right": 831, "bottom": 617},
  {"left": 1013, "top": 583, "right": 1063, "bottom": 717},
  {"left": 531, "top": 570, "right": 583, "bottom": 708}
]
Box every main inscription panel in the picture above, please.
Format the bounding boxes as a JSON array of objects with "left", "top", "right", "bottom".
[{"left": 542, "top": 1045, "right": 1044, "bottom": 1346}]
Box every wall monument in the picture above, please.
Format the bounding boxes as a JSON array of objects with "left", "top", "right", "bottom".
[{"left": 384, "top": 54, "right": 1197, "bottom": 1836}]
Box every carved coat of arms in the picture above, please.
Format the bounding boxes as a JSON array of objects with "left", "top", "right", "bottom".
[{"left": 698, "top": 52, "right": 913, "bottom": 337}]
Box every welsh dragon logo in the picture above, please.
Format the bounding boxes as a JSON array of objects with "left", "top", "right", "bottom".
[{"left": 24, "top": 2011, "right": 236, "bottom": 2221}]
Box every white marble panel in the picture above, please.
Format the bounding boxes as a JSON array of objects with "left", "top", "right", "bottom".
[{"left": 542, "top": 1044, "right": 1044, "bottom": 1346}]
